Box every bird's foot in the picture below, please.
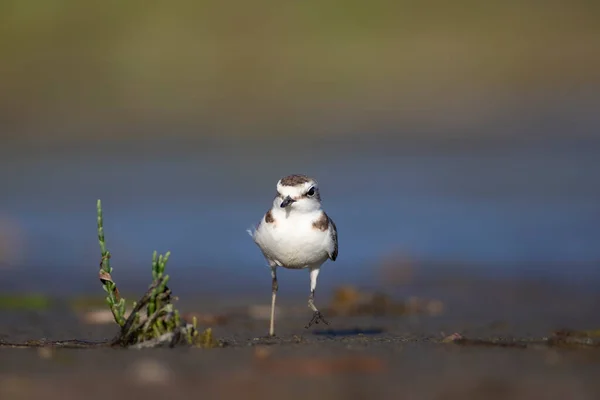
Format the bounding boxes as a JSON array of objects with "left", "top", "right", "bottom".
[{"left": 305, "top": 311, "right": 330, "bottom": 329}]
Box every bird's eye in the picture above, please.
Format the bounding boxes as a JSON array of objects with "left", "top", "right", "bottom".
[{"left": 306, "top": 187, "right": 315, "bottom": 197}]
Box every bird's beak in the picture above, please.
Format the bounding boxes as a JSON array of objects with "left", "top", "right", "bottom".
[{"left": 280, "top": 196, "right": 295, "bottom": 208}]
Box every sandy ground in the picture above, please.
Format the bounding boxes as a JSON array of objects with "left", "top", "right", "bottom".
[{"left": 1, "top": 278, "right": 600, "bottom": 400}]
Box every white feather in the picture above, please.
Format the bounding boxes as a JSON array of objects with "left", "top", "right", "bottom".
[{"left": 252, "top": 208, "right": 333, "bottom": 269}]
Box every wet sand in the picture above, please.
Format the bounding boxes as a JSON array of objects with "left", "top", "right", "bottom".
[{"left": 1, "top": 278, "right": 600, "bottom": 400}]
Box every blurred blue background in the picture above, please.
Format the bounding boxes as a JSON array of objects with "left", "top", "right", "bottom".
[{"left": 1, "top": 0, "right": 599, "bottom": 297}]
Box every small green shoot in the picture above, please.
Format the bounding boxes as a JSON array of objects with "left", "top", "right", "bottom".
[{"left": 97, "top": 199, "right": 126, "bottom": 327}]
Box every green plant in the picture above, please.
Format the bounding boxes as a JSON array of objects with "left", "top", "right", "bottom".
[
  {"left": 97, "top": 200, "right": 126, "bottom": 327},
  {"left": 96, "top": 199, "right": 216, "bottom": 348}
]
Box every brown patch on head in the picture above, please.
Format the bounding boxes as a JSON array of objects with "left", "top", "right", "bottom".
[
  {"left": 279, "top": 174, "right": 312, "bottom": 186},
  {"left": 312, "top": 212, "right": 329, "bottom": 231},
  {"left": 265, "top": 210, "right": 275, "bottom": 223}
]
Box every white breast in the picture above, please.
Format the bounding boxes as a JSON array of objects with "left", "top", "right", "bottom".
[{"left": 251, "top": 210, "right": 331, "bottom": 269}]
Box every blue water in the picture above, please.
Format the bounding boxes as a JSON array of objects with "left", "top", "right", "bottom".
[{"left": 1, "top": 135, "right": 599, "bottom": 293}]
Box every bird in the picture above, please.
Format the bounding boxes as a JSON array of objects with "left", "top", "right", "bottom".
[{"left": 247, "top": 174, "right": 338, "bottom": 337}]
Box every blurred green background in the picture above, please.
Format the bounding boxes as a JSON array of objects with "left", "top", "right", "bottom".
[{"left": 2, "top": 0, "right": 598, "bottom": 145}]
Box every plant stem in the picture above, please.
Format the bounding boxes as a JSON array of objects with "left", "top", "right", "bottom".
[{"left": 97, "top": 199, "right": 126, "bottom": 327}]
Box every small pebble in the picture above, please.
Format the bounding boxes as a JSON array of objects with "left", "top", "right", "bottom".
[
  {"left": 37, "top": 347, "right": 54, "bottom": 359},
  {"left": 129, "top": 358, "right": 171, "bottom": 385}
]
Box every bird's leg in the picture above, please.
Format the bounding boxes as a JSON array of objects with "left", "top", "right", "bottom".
[
  {"left": 305, "top": 267, "right": 330, "bottom": 329},
  {"left": 269, "top": 266, "right": 278, "bottom": 337}
]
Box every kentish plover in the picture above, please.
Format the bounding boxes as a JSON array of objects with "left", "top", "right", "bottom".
[{"left": 248, "top": 174, "right": 338, "bottom": 337}]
